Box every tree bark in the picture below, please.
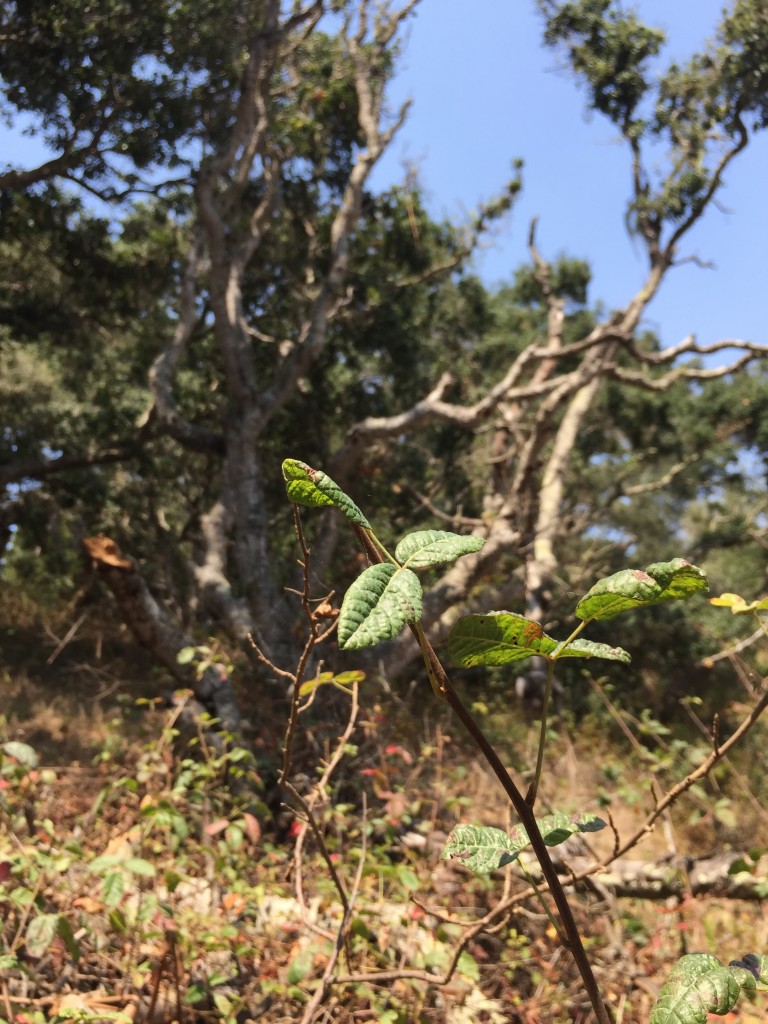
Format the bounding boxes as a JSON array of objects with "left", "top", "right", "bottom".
[
  {"left": 544, "top": 849, "right": 768, "bottom": 902},
  {"left": 82, "top": 536, "right": 244, "bottom": 739}
]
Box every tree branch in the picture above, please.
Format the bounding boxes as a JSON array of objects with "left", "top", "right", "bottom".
[
  {"left": 254, "top": 1, "right": 420, "bottom": 429},
  {"left": 627, "top": 335, "right": 768, "bottom": 366},
  {"left": 1, "top": 446, "right": 137, "bottom": 489},
  {"left": 609, "top": 351, "right": 766, "bottom": 391},
  {"left": 82, "top": 536, "right": 244, "bottom": 738},
  {"left": 663, "top": 113, "right": 749, "bottom": 261},
  {"left": 148, "top": 235, "right": 225, "bottom": 453}
]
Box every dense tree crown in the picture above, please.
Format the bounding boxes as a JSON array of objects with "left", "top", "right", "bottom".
[{"left": 1, "top": 0, "right": 767, "bottom": 722}]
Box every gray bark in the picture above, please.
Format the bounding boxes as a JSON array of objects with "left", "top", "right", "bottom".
[{"left": 82, "top": 536, "right": 244, "bottom": 739}]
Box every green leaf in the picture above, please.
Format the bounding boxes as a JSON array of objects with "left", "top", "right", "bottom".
[
  {"left": 338, "top": 563, "right": 422, "bottom": 650},
  {"left": 561, "top": 638, "right": 632, "bottom": 662},
  {"left": 508, "top": 811, "right": 607, "bottom": 849},
  {"left": 298, "top": 671, "right": 334, "bottom": 697},
  {"left": 447, "top": 612, "right": 630, "bottom": 667},
  {"left": 286, "top": 947, "right": 315, "bottom": 985},
  {"left": 576, "top": 558, "right": 708, "bottom": 622},
  {"left": 176, "top": 646, "right": 198, "bottom": 665},
  {"left": 395, "top": 530, "right": 485, "bottom": 570},
  {"left": 728, "top": 952, "right": 767, "bottom": 981},
  {"left": 108, "top": 908, "right": 127, "bottom": 934},
  {"left": 124, "top": 857, "right": 156, "bottom": 878},
  {"left": 25, "top": 913, "right": 60, "bottom": 957},
  {"left": 57, "top": 915, "right": 81, "bottom": 963},
  {"left": 443, "top": 824, "right": 522, "bottom": 873},
  {"left": 88, "top": 854, "right": 122, "bottom": 874},
  {"left": 282, "top": 459, "right": 370, "bottom": 527},
  {"left": 395, "top": 865, "right": 420, "bottom": 892},
  {"left": 333, "top": 670, "right": 366, "bottom": 686},
  {"left": 2, "top": 741, "right": 39, "bottom": 767},
  {"left": 650, "top": 953, "right": 758, "bottom": 1024},
  {"left": 443, "top": 812, "right": 606, "bottom": 874},
  {"left": 457, "top": 950, "right": 480, "bottom": 982},
  {"left": 102, "top": 871, "right": 125, "bottom": 907},
  {"left": 298, "top": 668, "right": 365, "bottom": 696}
]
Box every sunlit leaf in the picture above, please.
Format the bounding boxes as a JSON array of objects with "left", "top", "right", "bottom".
[
  {"left": 298, "top": 671, "right": 334, "bottom": 697},
  {"left": 287, "top": 947, "right": 314, "bottom": 984},
  {"left": 561, "top": 638, "right": 631, "bottom": 662},
  {"left": 396, "top": 865, "right": 420, "bottom": 891},
  {"left": 443, "top": 824, "right": 519, "bottom": 873},
  {"left": 508, "top": 811, "right": 607, "bottom": 849},
  {"left": 282, "top": 459, "right": 370, "bottom": 527},
  {"left": 25, "top": 913, "right": 60, "bottom": 957},
  {"left": 101, "top": 871, "right": 125, "bottom": 907},
  {"left": 710, "top": 592, "right": 768, "bottom": 615},
  {"left": 443, "top": 812, "right": 606, "bottom": 874},
  {"left": 299, "top": 668, "right": 366, "bottom": 697},
  {"left": 242, "top": 812, "right": 262, "bottom": 845},
  {"left": 447, "top": 612, "right": 630, "bottom": 667},
  {"left": 338, "top": 564, "right": 422, "bottom": 650},
  {"left": 395, "top": 530, "right": 485, "bottom": 570},
  {"left": 457, "top": 950, "right": 480, "bottom": 982},
  {"left": 2, "top": 741, "right": 39, "bottom": 767},
  {"left": 333, "top": 670, "right": 366, "bottom": 686},
  {"left": 576, "top": 559, "right": 708, "bottom": 621},
  {"left": 123, "top": 858, "right": 156, "bottom": 877},
  {"left": 650, "top": 953, "right": 758, "bottom": 1024}
]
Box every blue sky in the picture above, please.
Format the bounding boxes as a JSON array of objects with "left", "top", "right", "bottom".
[
  {"left": 2, "top": 1, "right": 765, "bottom": 354},
  {"left": 371, "top": 0, "right": 768, "bottom": 353}
]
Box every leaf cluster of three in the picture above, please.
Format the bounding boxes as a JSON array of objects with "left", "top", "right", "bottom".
[{"left": 282, "top": 459, "right": 709, "bottom": 670}]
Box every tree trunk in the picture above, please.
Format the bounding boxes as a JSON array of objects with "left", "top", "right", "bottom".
[{"left": 82, "top": 536, "right": 245, "bottom": 739}]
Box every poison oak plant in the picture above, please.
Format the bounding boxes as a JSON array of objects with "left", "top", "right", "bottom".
[{"left": 282, "top": 458, "right": 768, "bottom": 1024}]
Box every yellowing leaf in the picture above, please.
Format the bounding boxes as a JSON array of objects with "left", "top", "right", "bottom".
[
  {"left": 710, "top": 593, "right": 768, "bottom": 615},
  {"left": 710, "top": 592, "right": 748, "bottom": 610}
]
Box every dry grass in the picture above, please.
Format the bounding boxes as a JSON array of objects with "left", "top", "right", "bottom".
[{"left": 2, "top": 596, "right": 767, "bottom": 1023}]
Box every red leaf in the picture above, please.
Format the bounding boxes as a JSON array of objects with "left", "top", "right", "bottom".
[
  {"left": 243, "top": 812, "right": 262, "bottom": 845},
  {"left": 204, "top": 818, "right": 230, "bottom": 836},
  {"left": 385, "top": 744, "right": 413, "bottom": 765}
]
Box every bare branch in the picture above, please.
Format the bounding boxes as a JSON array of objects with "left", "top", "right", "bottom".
[
  {"left": 626, "top": 133, "right": 662, "bottom": 265},
  {"left": 672, "top": 253, "right": 716, "bottom": 270},
  {"left": 0, "top": 131, "right": 104, "bottom": 191},
  {"left": 609, "top": 350, "right": 766, "bottom": 390},
  {"left": 506, "top": 360, "right": 600, "bottom": 508},
  {"left": 699, "top": 627, "right": 766, "bottom": 667},
  {"left": 623, "top": 454, "right": 699, "bottom": 496},
  {"left": 664, "top": 114, "right": 749, "bottom": 261},
  {"left": 254, "top": 4, "right": 421, "bottom": 427},
  {"left": 403, "top": 484, "right": 486, "bottom": 528},
  {"left": 342, "top": 351, "right": 572, "bottom": 448},
  {"left": 529, "top": 216, "right": 565, "bottom": 349},
  {"left": 0, "top": 446, "right": 137, "bottom": 489},
  {"left": 148, "top": 235, "right": 225, "bottom": 453},
  {"left": 627, "top": 335, "right": 768, "bottom": 366}
]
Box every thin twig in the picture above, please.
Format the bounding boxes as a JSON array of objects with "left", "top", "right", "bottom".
[{"left": 299, "top": 796, "right": 369, "bottom": 1024}]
